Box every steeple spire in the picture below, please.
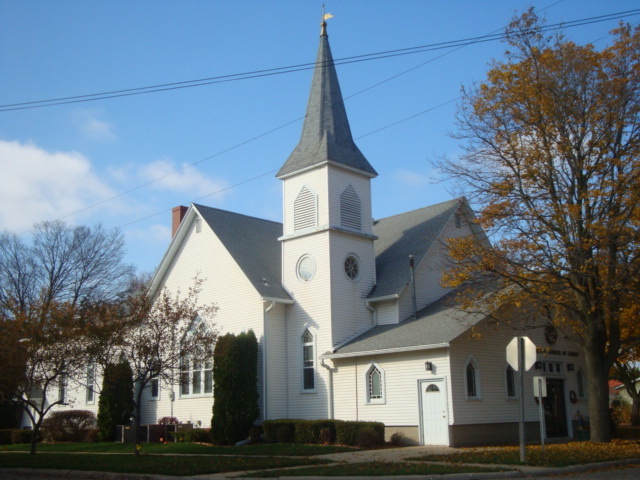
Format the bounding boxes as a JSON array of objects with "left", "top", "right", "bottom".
[{"left": 277, "top": 18, "right": 377, "bottom": 179}]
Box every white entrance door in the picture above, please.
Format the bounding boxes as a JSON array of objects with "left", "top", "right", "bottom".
[{"left": 419, "top": 379, "right": 449, "bottom": 445}]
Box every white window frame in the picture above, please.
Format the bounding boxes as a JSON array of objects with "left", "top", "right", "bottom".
[
  {"left": 58, "top": 373, "right": 67, "bottom": 404},
  {"left": 365, "top": 362, "right": 385, "bottom": 404},
  {"left": 505, "top": 364, "right": 517, "bottom": 400},
  {"left": 180, "top": 357, "right": 213, "bottom": 398},
  {"left": 86, "top": 362, "right": 96, "bottom": 404},
  {"left": 302, "top": 329, "right": 316, "bottom": 393},
  {"left": 150, "top": 376, "right": 160, "bottom": 400},
  {"left": 464, "top": 356, "right": 482, "bottom": 400}
]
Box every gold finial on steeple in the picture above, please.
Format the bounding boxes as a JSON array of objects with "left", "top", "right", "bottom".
[{"left": 321, "top": 4, "right": 333, "bottom": 36}]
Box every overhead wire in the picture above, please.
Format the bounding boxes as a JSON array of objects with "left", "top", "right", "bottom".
[
  {"left": 6, "top": 6, "right": 638, "bottom": 233},
  {"left": 1, "top": 8, "right": 638, "bottom": 112}
]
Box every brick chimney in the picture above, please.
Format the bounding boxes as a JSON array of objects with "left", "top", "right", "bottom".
[{"left": 172, "top": 205, "right": 188, "bottom": 238}]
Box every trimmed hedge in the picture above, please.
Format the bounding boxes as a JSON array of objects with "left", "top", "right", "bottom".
[
  {"left": 41, "top": 410, "right": 96, "bottom": 442},
  {"left": 263, "top": 419, "right": 384, "bottom": 447},
  {"left": 10, "top": 429, "right": 37, "bottom": 444}
]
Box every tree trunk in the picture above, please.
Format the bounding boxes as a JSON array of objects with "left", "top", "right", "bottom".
[
  {"left": 584, "top": 346, "right": 611, "bottom": 442},
  {"left": 631, "top": 399, "right": 640, "bottom": 427},
  {"left": 30, "top": 419, "right": 42, "bottom": 454}
]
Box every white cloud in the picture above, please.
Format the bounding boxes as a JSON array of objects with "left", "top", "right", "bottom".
[
  {"left": 0, "top": 139, "right": 115, "bottom": 231},
  {"left": 127, "top": 223, "right": 172, "bottom": 243},
  {"left": 73, "top": 108, "right": 116, "bottom": 141},
  {"left": 394, "top": 168, "right": 438, "bottom": 187},
  {"left": 138, "top": 158, "right": 230, "bottom": 199}
]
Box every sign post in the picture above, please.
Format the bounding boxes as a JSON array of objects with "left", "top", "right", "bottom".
[
  {"left": 506, "top": 336, "right": 536, "bottom": 463},
  {"left": 534, "top": 376, "right": 547, "bottom": 454}
]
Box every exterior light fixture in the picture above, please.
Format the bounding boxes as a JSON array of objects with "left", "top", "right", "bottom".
[{"left": 425, "top": 361, "right": 433, "bottom": 371}]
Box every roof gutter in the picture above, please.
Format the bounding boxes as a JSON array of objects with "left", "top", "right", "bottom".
[{"left": 322, "top": 342, "right": 450, "bottom": 360}]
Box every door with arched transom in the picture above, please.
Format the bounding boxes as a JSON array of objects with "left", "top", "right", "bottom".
[{"left": 419, "top": 378, "right": 449, "bottom": 445}]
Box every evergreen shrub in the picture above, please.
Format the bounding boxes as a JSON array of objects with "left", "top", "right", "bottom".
[
  {"left": 262, "top": 419, "right": 383, "bottom": 446},
  {"left": 211, "top": 330, "right": 259, "bottom": 444},
  {"left": 11, "top": 429, "right": 36, "bottom": 444},
  {"left": 97, "top": 361, "right": 134, "bottom": 442}
]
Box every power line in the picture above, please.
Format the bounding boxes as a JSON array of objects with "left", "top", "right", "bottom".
[{"left": 2, "top": 8, "right": 638, "bottom": 112}]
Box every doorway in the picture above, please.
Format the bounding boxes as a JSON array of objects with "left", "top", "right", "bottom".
[
  {"left": 419, "top": 378, "right": 449, "bottom": 445},
  {"left": 544, "top": 378, "right": 568, "bottom": 437}
]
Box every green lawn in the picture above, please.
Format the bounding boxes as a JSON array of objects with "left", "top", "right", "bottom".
[
  {"left": 0, "top": 452, "right": 330, "bottom": 476},
  {"left": 1, "top": 441, "right": 354, "bottom": 456}
]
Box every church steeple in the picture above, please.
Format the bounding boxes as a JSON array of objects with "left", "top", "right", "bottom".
[{"left": 277, "top": 20, "right": 377, "bottom": 179}]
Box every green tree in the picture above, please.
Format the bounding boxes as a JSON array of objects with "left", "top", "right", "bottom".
[
  {"left": 97, "top": 360, "right": 135, "bottom": 441},
  {"left": 435, "top": 11, "right": 640, "bottom": 442},
  {"left": 211, "top": 330, "right": 259, "bottom": 444}
]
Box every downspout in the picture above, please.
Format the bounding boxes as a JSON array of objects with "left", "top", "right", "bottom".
[
  {"left": 409, "top": 255, "right": 418, "bottom": 319},
  {"left": 263, "top": 301, "right": 276, "bottom": 422},
  {"left": 320, "top": 359, "right": 334, "bottom": 419},
  {"left": 365, "top": 301, "right": 378, "bottom": 327}
]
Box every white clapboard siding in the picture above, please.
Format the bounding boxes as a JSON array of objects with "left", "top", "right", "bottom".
[
  {"left": 398, "top": 213, "right": 469, "bottom": 322},
  {"left": 375, "top": 300, "right": 399, "bottom": 326},
  {"left": 449, "top": 319, "right": 588, "bottom": 426},
  {"left": 149, "top": 213, "right": 268, "bottom": 427},
  {"left": 332, "top": 349, "right": 451, "bottom": 427},
  {"left": 264, "top": 302, "right": 289, "bottom": 420},
  {"left": 329, "top": 233, "right": 376, "bottom": 346}
]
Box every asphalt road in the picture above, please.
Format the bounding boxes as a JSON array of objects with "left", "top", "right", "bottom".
[{"left": 1, "top": 465, "right": 640, "bottom": 480}]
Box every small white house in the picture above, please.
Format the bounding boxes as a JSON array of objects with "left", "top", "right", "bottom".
[{"left": 31, "top": 20, "right": 590, "bottom": 446}]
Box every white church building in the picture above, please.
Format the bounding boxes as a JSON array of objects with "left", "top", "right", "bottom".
[{"left": 36, "top": 20, "right": 589, "bottom": 446}]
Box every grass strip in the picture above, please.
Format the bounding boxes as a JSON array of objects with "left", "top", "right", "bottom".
[
  {"left": 411, "top": 440, "right": 640, "bottom": 467},
  {"left": 0, "top": 452, "right": 329, "bottom": 476},
  {"left": 1, "top": 442, "right": 354, "bottom": 456},
  {"left": 244, "top": 461, "right": 507, "bottom": 477}
]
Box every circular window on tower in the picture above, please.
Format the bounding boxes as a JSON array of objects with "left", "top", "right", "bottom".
[
  {"left": 297, "top": 255, "right": 316, "bottom": 282},
  {"left": 344, "top": 254, "right": 360, "bottom": 280}
]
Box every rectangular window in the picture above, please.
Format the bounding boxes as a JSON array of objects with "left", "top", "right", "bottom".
[
  {"left": 58, "top": 374, "right": 67, "bottom": 404},
  {"left": 86, "top": 363, "right": 95, "bottom": 404},
  {"left": 151, "top": 377, "right": 159, "bottom": 398},
  {"left": 180, "top": 358, "right": 213, "bottom": 396},
  {"left": 303, "top": 335, "right": 314, "bottom": 390},
  {"left": 506, "top": 366, "right": 516, "bottom": 398}
]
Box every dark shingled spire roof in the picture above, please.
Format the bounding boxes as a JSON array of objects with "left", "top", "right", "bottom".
[{"left": 277, "top": 22, "right": 377, "bottom": 178}]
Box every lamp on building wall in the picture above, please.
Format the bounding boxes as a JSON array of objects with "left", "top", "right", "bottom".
[{"left": 425, "top": 361, "right": 433, "bottom": 371}]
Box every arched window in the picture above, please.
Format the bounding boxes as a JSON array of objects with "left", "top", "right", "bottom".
[
  {"left": 294, "top": 186, "right": 317, "bottom": 231},
  {"left": 366, "top": 363, "right": 385, "bottom": 403},
  {"left": 464, "top": 356, "right": 481, "bottom": 400},
  {"left": 340, "top": 185, "right": 361, "bottom": 230},
  {"left": 180, "top": 315, "right": 213, "bottom": 397},
  {"left": 505, "top": 365, "right": 517, "bottom": 399},
  {"left": 302, "top": 329, "right": 315, "bottom": 391}
]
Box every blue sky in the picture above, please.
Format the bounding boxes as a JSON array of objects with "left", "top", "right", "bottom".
[{"left": 1, "top": 1, "right": 638, "bottom": 274}]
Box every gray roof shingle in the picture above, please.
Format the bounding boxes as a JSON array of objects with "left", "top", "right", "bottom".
[
  {"left": 368, "top": 198, "right": 463, "bottom": 299},
  {"left": 329, "top": 289, "right": 485, "bottom": 356},
  {"left": 277, "top": 29, "right": 377, "bottom": 178},
  {"left": 194, "top": 204, "right": 291, "bottom": 301}
]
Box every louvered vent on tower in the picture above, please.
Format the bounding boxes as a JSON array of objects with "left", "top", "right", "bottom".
[
  {"left": 340, "top": 185, "right": 361, "bottom": 230},
  {"left": 294, "top": 186, "right": 317, "bottom": 231}
]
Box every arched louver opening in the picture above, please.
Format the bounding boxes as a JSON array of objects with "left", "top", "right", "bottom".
[
  {"left": 340, "top": 185, "right": 361, "bottom": 230},
  {"left": 294, "top": 186, "right": 317, "bottom": 231}
]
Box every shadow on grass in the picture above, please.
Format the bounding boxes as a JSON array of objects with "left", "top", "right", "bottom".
[{"left": 0, "top": 452, "right": 331, "bottom": 476}]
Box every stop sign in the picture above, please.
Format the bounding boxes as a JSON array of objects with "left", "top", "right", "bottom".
[{"left": 506, "top": 336, "right": 537, "bottom": 371}]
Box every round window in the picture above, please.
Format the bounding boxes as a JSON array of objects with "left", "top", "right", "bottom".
[
  {"left": 297, "top": 255, "right": 316, "bottom": 282},
  {"left": 344, "top": 255, "right": 360, "bottom": 280}
]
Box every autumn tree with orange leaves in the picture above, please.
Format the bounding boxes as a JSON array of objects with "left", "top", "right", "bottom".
[{"left": 435, "top": 11, "right": 640, "bottom": 443}]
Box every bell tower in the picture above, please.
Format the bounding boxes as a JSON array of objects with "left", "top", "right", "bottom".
[{"left": 277, "top": 18, "right": 378, "bottom": 417}]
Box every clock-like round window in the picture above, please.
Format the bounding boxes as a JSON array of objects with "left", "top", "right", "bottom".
[
  {"left": 297, "top": 255, "right": 316, "bottom": 282},
  {"left": 344, "top": 255, "right": 360, "bottom": 280}
]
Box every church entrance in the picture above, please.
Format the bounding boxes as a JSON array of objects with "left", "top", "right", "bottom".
[
  {"left": 544, "top": 378, "right": 568, "bottom": 438},
  {"left": 419, "top": 378, "right": 449, "bottom": 445}
]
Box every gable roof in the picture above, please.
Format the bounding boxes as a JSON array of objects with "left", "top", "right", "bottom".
[
  {"left": 326, "top": 289, "right": 485, "bottom": 358},
  {"left": 193, "top": 204, "right": 291, "bottom": 301},
  {"left": 367, "top": 198, "right": 463, "bottom": 299},
  {"left": 277, "top": 24, "right": 377, "bottom": 179}
]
